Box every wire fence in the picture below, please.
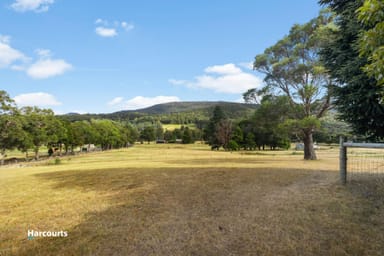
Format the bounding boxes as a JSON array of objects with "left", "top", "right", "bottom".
[
  {"left": 347, "top": 148, "right": 384, "bottom": 180},
  {"left": 340, "top": 139, "right": 384, "bottom": 184}
]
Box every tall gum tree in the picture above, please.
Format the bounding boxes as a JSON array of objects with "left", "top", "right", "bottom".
[{"left": 253, "top": 11, "right": 334, "bottom": 160}]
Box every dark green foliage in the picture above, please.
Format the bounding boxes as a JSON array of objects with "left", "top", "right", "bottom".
[
  {"left": 227, "top": 140, "right": 240, "bottom": 151},
  {"left": 70, "top": 121, "right": 98, "bottom": 147},
  {"left": 319, "top": 0, "right": 384, "bottom": 140},
  {"left": 182, "top": 127, "right": 193, "bottom": 144},
  {"left": 0, "top": 114, "right": 25, "bottom": 163},
  {"left": 231, "top": 126, "right": 244, "bottom": 148},
  {"left": 243, "top": 132, "right": 256, "bottom": 150},
  {"left": 20, "top": 107, "right": 57, "bottom": 160},
  {"left": 0, "top": 91, "right": 26, "bottom": 163},
  {"left": 205, "top": 106, "right": 227, "bottom": 148},
  {"left": 252, "top": 95, "right": 292, "bottom": 150},
  {"left": 0, "top": 93, "right": 25, "bottom": 163},
  {"left": 140, "top": 126, "right": 156, "bottom": 144},
  {"left": 358, "top": 0, "right": 384, "bottom": 86},
  {"left": 92, "top": 119, "right": 123, "bottom": 150}
]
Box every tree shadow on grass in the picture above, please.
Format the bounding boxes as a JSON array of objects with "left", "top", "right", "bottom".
[{"left": 12, "top": 167, "right": 384, "bottom": 255}]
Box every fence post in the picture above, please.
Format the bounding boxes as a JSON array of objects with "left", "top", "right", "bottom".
[{"left": 339, "top": 136, "right": 347, "bottom": 185}]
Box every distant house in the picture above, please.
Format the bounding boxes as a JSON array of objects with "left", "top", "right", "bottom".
[
  {"left": 81, "top": 144, "right": 96, "bottom": 152},
  {"left": 295, "top": 143, "right": 320, "bottom": 150}
]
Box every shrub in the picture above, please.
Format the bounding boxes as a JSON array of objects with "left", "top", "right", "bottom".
[
  {"left": 54, "top": 157, "right": 61, "bottom": 165},
  {"left": 227, "top": 140, "right": 240, "bottom": 151}
]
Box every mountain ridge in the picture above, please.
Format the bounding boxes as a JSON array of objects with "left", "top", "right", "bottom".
[{"left": 61, "top": 101, "right": 258, "bottom": 122}]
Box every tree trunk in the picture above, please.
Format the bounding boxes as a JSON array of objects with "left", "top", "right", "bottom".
[
  {"left": 34, "top": 148, "right": 39, "bottom": 160},
  {"left": 1, "top": 149, "right": 5, "bottom": 165},
  {"left": 303, "top": 130, "right": 317, "bottom": 160}
]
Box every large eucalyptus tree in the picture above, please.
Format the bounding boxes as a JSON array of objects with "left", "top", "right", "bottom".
[{"left": 252, "top": 11, "right": 334, "bottom": 159}]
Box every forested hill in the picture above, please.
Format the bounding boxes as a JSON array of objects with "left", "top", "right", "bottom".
[
  {"left": 123, "top": 101, "right": 256, "bottom": 114},
  {"left": 61, "top": 101, "right": 258, "bottom": 123}
]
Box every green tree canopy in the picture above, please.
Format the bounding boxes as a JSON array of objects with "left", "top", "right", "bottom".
[
  {"left": 358, "top": 0, "right": 384, "bottom": 85},
  {"left": 0, "top": 91, "right": 25, "bottom": 164},
  {"left": 205, "top": 106, "right": 227, "bottom": 148},
  {"left": 20, "top": 107, "right": 56, "bottom": 160},
  {"left": 320, "top": 0, "right": 384, "bottom": 140},
  {"left": 140, "top": 126, "right": 156, "bottom": 143},
  {"left": 253, "top": 10, "right": 334, "bottom": 159}
]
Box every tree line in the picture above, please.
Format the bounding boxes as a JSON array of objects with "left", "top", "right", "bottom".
[
  {"left": 204, "top": 102, "right": 350, "bottom": 152},
  {"left": 0, "top": 90, "right": 207, "bottom": 164},
  {"left": 0, "top": 91, "right": 140, "bottom": 164}
]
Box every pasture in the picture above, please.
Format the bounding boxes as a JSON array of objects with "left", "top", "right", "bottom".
[
  {"left": 1, "top": 144, "right": 384, "bottom": 255},
  {"left": 162, "top": 123, "right": 197, "bottom": 131}
]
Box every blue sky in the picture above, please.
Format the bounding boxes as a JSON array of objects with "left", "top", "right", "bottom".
[{"left": 1, "top": 0, "right": 321, "bottom": 114}]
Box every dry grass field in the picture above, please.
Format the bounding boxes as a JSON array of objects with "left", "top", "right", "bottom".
[{"left": 1, "top": 144, "right": 384, "bottom": 255}]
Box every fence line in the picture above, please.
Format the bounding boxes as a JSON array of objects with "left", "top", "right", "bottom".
[{"left": 339, "top": 137, "right": 384, "bottom": 184}]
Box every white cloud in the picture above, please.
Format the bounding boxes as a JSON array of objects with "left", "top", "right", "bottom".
[
  {"left": 27, "top": 58, "right": 72, "bottom": 79},
  {"left": 95, "top": 19, "right": 134, "bottom": 37},
  {"left": 121, "top": 22, "right": 134, "bottom": 31},
  {"left": 0, "top": 35, "right": 11, "bottom": 44},
  {"left": 95, "top": 27, "right": 118, "bottom": 37},
  {"left": 35, "top": 48, "right": 52, "bottom": 58},
  {"left": 124, "top": 96, "right": 180, "bottom": 110},
  {"left": 108, "top": 97, "right": 124, "bottom": 106},
  {"left": 108, "top": 96, "right": 180, "bottom": 110},
  {"left": 0, "top": 37, "right": 27, "bottom": 68},
  {"left": 169, "top": 63, "right": 262, "bottom": 94},
  {"left": 0, "top": 36, "right": 70, "bottom": 79},
  {"left": 95, "top": 18, "right": 104, "bottom": 24},
  {"left": 205, "top": 63, "right": 242, "bottom": 75},
  {"left": 238, "top": 62, "right": 253, "bottom": 70},
  {"left": 14, "top": 92, "right": 62, "bottom": 107},
  {"left": 168, "top": 79, "right": 188, "bottom": 85},
  {"left": 11, "top": 0, "right": 54, "bottom": 13}
]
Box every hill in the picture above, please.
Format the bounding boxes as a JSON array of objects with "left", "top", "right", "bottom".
[
  {"left": 61, "top": 101, "right": 258, "bottom": 123},
  {"left": 131, "top": 101, "right": 256, "bottom": 114}
]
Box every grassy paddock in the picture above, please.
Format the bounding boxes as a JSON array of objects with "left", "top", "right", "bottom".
[
  {"left": 162, "top": 124, "right": 197, "bottom": 131},
  {"left": 1, "top": 144, "right": 384, "bottom": 255}
]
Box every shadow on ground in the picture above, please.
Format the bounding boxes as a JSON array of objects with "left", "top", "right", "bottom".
[{"left": 13, "top": 167, "right": 384, "bottom": 255}]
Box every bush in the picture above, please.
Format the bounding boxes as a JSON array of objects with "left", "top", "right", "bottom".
[
  {"left": 227, "top": 140, "right": 240, "bottom": 151},
  {"left": 54, "top": 157, "right": 61, "bottom": 165}
]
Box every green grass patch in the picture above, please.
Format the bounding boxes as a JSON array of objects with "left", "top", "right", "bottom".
[{"left": 162, "top": 123, "right": 197, "bottom": 131}]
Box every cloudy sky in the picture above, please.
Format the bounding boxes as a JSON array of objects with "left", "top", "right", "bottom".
[{"left": 1, "top": 0, "right": 321, "bottom": 114}]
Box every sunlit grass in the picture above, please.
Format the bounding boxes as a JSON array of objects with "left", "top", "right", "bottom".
[
  {"left": 1, "top": 144, "right": 383, "bottom": 255},
  {"left": 162, "top": 123, "right": 197, "bottom": 131}
]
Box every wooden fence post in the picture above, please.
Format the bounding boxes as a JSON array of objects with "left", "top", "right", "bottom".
[{"left": 339, "top": 136, "right": 347, "bottom": 185}]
